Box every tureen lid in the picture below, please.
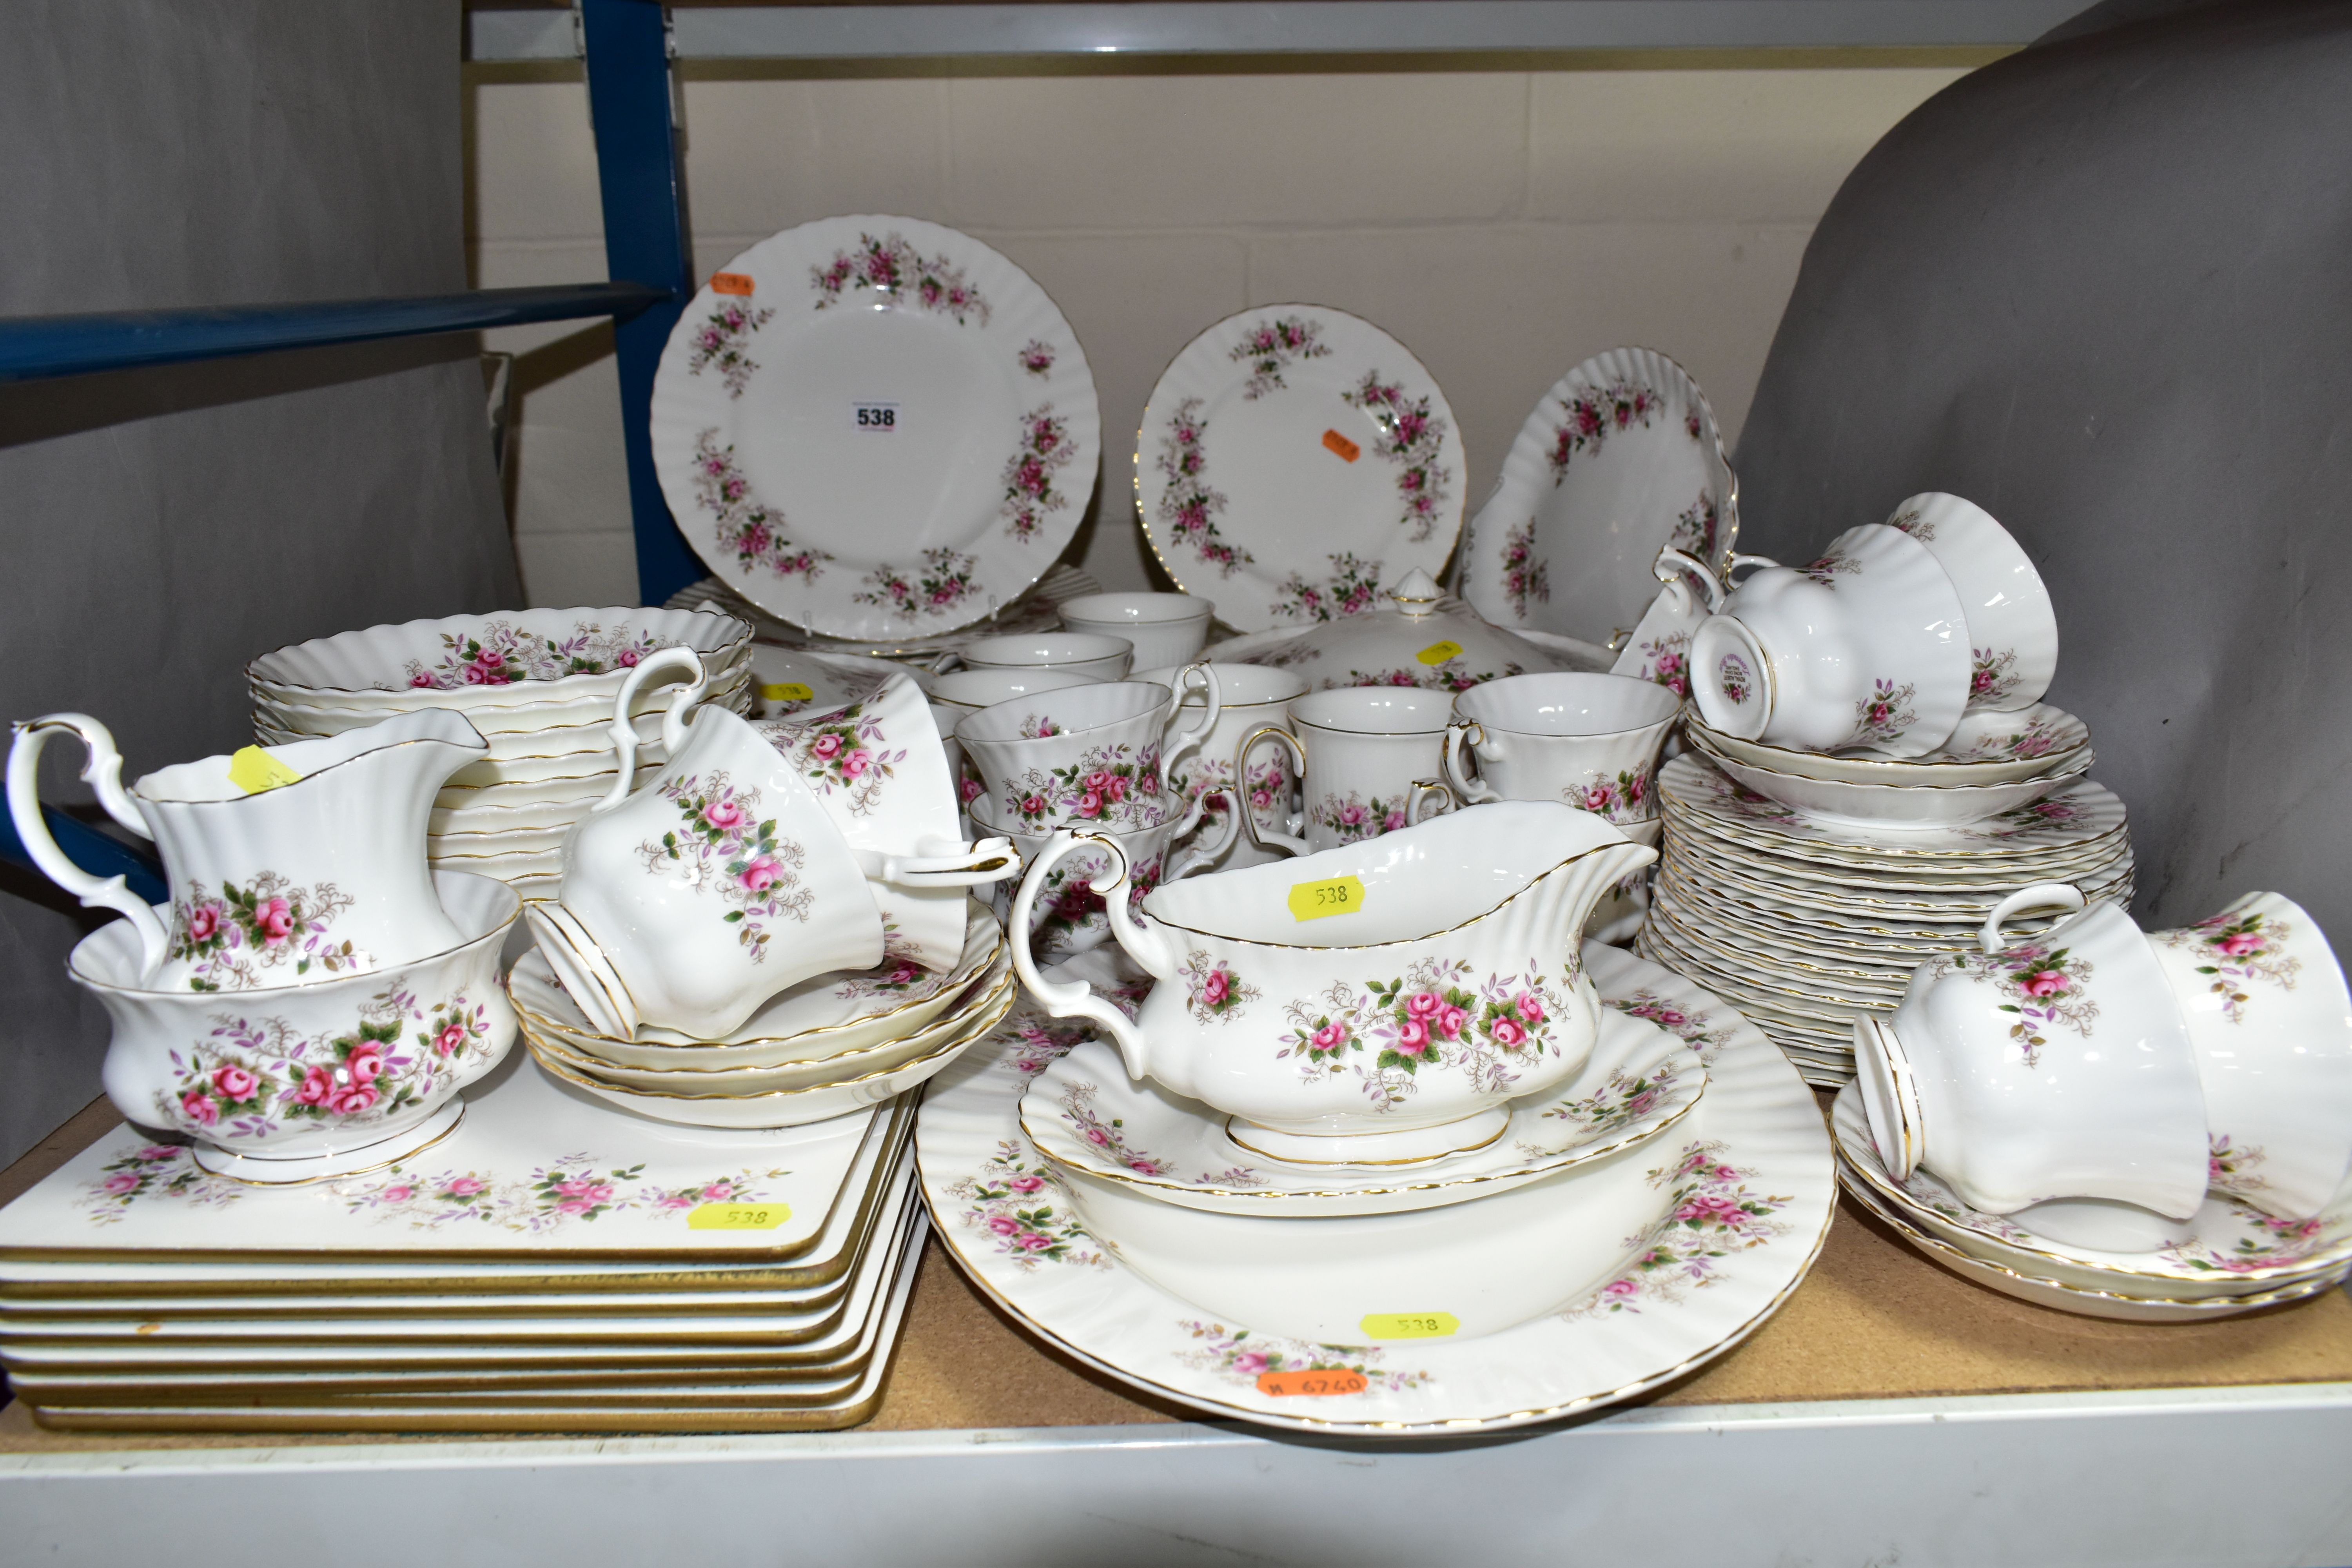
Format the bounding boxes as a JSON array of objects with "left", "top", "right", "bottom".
[{"left": 1202, "top": 570, "right": 1606, "bottom": 692}]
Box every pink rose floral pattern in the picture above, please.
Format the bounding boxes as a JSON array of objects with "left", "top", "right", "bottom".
[
  {"left": 1669, "top": 491, "right": 1721, "bottom": 561},
  {"left": 1155, "top": 398, "right": 1249, "bottom": 575},
  {"left": 1174, "top": 753, "right": 1290, "bottom": 844},
  {"left": 167, "top": 873, "right": 361, "bottom": 992},
  {"left": 2162, "top": 1210, "right": 2332, "bottom": 1276},
  {"left": 1969, "top": 646, "right": 2020, "bottom": 706},
  {"left": 758, "top": 685, "right": 907, "bottom": 819},
  {"left": 996, "top": 744, "right": 1164, "bottom": 831},
  {"left": 1178, "top": 1321, "right": 1432, "bottom": 1394},
  {"left": 1342, "top": 660, "right": 1521, "bottom": 695},
  {"left": 1054, "top": 1082, "right": 1173, "bottom": 1177},
  {"left": 854, "top": 546, "right": 980, "bottom": 620},
  {"left": 1025, "top": 848, "right": 1165, "bottom": 956},
  {"left": 1607, "top": 990, "right": 1733, "bottom": 1067},
  {"left": 1795, "top": 547, "right": 1862, "bottom": 586},
  {"left": 1947, "top": 715, "right": 2071, "bottom": 763},
  {"left": 1548, "top": 379, "right": 1660, "bottom": 481},
  {"left": 811, "top": 232, "right": 989, "bottom": 325},
  {"left": 1927, "top": 938, "right": 2098, "bottom": 1067},
  {"left": 1276, "top": 955, "right": 1575, "bottom": 1111},
  {"left": 999, "top": 405, "right": 1080, "bottom": 543},
  {"left": 635, "top": 770, "right": 814, "bottom": 959},
  {"left": 1230, "top": 315, "right": 1331, "bottom": 399},
  {"left": 1003, "top": 1014, "right": 1096, "bottom": 1077},
  {"left": 1180, "top": 949, "right": 1258, "bottom": 1023},
  {"left": 1018, "top": 339, "right": 1056, "bottom": 376},
  {"left": 1499, "top": 517, "right": 1549, "bottom": 619},
  {"left": 159, "top": 985, "right": 497, "bottom": 1141},
  {"left": 1542, "top": 1057, "right": 1684, "bottom": 1138},
  {"left": 1714, "top": 653, "right": 1754, "bottom": 707},
  {"left": 1632, "top": 633, "right": 1691, "bottom": 699},
  {"left": 402, "top": 619, "right": 676, "bottom": 690},
  {"left": 1563, "top": 1140, "right": 1793, "bottom": 1316},
  {"left": 947, "top": 1139, "right": 1106, "bottom": 1270},
  {"left": 831, "top": 953, "right": 942, "bottom": 1004},
  {"left": 1853, "top": 678, "right": 1917, "bottom": 745},
  {"left": 1311, "top": 790, "right": 1410, "bottom": 845},
  {"left": 1565, "top": 767, "right": 1653, "bottom": 826},
  {"left": 79, "top": 1143, "right": 243, "bottom": 1225},
  {"left": 684, "top": 297, "right": 774, "bottom": 398},
  {"left": 691, "top": 430, "right": 831, "bottom": 583},
  {"left": 336, "top": 1156, "right": 791, "bottom": 1234},
  {"left": 2156, "top": 903, "right": 2300, "bottom": 1024},
  {"left": 1341, "top": 372, "right": 1454, "bottom": 544},
  {"left": 2207, "top": 1134, "right": 2270, "bottom": 1200},
  {"left": 1270, "top": 551, "right": 1385, "bottom": 623}
]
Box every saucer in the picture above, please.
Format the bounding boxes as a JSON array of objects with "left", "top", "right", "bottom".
[
  {"left": 1659, "top": 755, "right": 2128, "bottom": 861},
  {"left": 917, "top": 941, "right": 1833, "bottom": 1436},
  {"left": 1018, "top": 1005, "right": 1703, "bottom": 1216}
]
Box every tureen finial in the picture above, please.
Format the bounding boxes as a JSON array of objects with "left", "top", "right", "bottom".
[{"left": 1388, "top": 568, "right": 1444, "bottom": 619}]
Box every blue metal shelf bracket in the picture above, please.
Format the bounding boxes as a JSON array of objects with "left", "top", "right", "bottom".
[
  {"left": 581, "top": 0, "right": 704, "bottom": 609},
  {"left": 0, "top": 808, "right": 167, "bottom": 909}
]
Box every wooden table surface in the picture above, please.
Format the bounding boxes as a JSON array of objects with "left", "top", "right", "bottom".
[{"left": 5, "top": 1092, "right": 2350, "bottom": 1453}]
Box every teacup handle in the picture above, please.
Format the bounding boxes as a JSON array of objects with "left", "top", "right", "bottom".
[
  {"left": 1726, "top": 552, "right": 1780, "bottom": 581},
  {"left": 6, "top": 715, "right": 171, "bottom": 974},
  {"left": 1652, "top": 547, "right": 1725, "bottom": 615},
  {"left": 594, "top": 646, "right": 708, "bottom": 813},
  {"left": 1440, "top": 721, "right": 1501, "bottom": 806},
  {"left": 1979, "top": 882, "right": 2087, "bottom": 955},
  {"left": 856, "top": 835, "right": 1022, "bottom": 889},
  {"left": 1157, "top": 663, "right": 1223, "bottom": 786},
  {"left": 1167, "top": 788, "right": 1242, "bottom": 879},
  {"left": 1405, "top": 778, "right": 1458, "bottom": 826},
  {"left": 1235, "top": 724, "right": 1310, "bottom": 857},
  {"left": 1007, "top": 831, "right": 1165, "bottom": 1079}
]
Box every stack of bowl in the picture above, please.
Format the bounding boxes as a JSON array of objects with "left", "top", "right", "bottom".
[
  {"left": 248, "top": 608, "right": 753, "bottom": 897},
  {"left": 1637, "top": 730, "right": 2131, "bottom": 1087},
  {"left": 511, "top": 900, "right": 1014, "bottom": 1128}
]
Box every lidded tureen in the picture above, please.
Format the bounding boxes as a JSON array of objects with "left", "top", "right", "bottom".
[{"left": 1203, "top": 569, "right": 1604, "bottom": 693}]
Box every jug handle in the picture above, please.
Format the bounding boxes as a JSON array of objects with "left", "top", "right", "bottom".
[
  {"left": 856, "top": 835, "right": 1022, "bottom": 889},
  {"left": 1404, "top": 778, "right": 1458, "bottom": 826},
  {"left": 1157, "top": 663, "right": 1223, "bottom": 786},
  {"left": 594, "top": 646, "right": 708, "bottom": 813},
  {"left": 7, "top": 715, "right": 171, "bottom": 973},
  {"left": 1979, "top": 882, "right": 2086, "bottom": 955},
  {"left": 1441, "top": 721, "right": 1501, "bottom": 806},
  {"left": 1006, "top": 832, "right": 1161, "bottom": 1079},
  {"left": 1235, "top": 724, "right": 1310, "bottom": 857}
]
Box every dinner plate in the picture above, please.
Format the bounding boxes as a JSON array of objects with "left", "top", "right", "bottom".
[
  {"left": 918, "top": 942, "right": 1831, "bottom": 1436},
  {"left": 1136, "top": 304, "right": 1465, "bottom": 633},
  {"left": 650, "top": 214, "right": 1099, "bottom": 642},
  {"left": 1018, "top": 1005, "right": 1702, "bottom": 1217},
  {"left": 1460, "top": 346, "right": 1735, "bottom": 643},
  {"left": 1659, "top": 756, "right": 2129, "bottom": 861}
]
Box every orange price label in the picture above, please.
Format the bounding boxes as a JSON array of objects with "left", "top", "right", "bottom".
[
  {"left": 1321, "top": 429, "right": 1361, "bottom": 463},
  {"left": 1256, "top": 1368, "right": 1368, "bottom": 1398},
  {"left": 711, "top": 272, "right": 757, "bottom": 296}
]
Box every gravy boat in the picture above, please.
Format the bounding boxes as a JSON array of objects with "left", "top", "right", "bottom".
[{"left": 1009, "top": 802, "right": 1655, "bottom": 1163}]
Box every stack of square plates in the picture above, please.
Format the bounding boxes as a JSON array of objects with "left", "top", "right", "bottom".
[
  {"left": 1828, "top": 1087, "right": 2352, "bottom": 1321},
  {"left": 0, "top": 1055, "right": 926, "bottom": 1433},
  {"left": 247, "top": 608, "right": 755, "bottom": 899},
  {"left": 1636, "top": 754, "right": 2134, "bottom": 1087}
]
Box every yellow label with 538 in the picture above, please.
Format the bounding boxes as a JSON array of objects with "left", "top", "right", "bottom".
[
  {"left": 688, "top": 1202, "right": 791, "bottom": 1230},
  {"left": 759, "top": 682, "right": 815, "bottom": 703},
  {"left": 1360, "top": 1312, "right": 1459, "bottom": 1339},
  {"left": 1288, "top": 875, "right": 1366, "bottom": 922},
  {"left": 227, "top": 747, "right": 304, "bottom": 795},
  {"left": 1415, "top": 639, "right": 1464, "bottom": 666}
]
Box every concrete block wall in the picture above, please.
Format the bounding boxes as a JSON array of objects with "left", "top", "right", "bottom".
[{"left": 468, "top": 64, "right": 1974, "bottom": 607}]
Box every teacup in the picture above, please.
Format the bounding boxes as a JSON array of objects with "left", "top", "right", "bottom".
[
  {"left": 68, "top": 870, "right": 518, "bottom": 1180},
  {"left": 1690, "top": 523, "right": 1971, "bottom": 757},
  {"left": 1441, "top": 672, "right": 1680, "bottom": 829},
  {"left": 1238, "top": 687, "right": 1453, "bottom": 857},
  {"left": 1854, "top": 884, "right": 2209, "bottom": 1223},
  {"left": 1007, "top": 802, "right": 1656, "bottom": 1163},
  {"left": 1608, "top": 545, "right": 1737, "bottom": 699},
  {"left": 924, "top": 666, "right": 1105, "bottom": 808},
  {"left": 1056, "top": 592, "right": 1214, "bottom": 672},
  {"left": 530, "top": 653, "right": 1010, "bottom": 1041},
  {"left": 2148, "top": 891, "right": 2352, "bottom": 1221},
  {"left": 9, "top": 707, "right": 488, "bottom": 992},
  {"left": 753, "top": 668, "right": 988, "bottom": 973},
  {"left": 1885, "top": 494, "right": 2057, "bottom": 713},
  {"left": 1136, "top": 661, "right": 1308, "bottom": 871},
  {"left": 945, "top": 632, "right": 1133, "bottom": 684},
  {"left": 976, "top": 792, "right": 1236, "bottom": 958},
  {"left": 956, "top": 671, "right": 1221, "bottom": 834}
]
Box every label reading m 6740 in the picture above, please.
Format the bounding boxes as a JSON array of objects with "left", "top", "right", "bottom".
[{"left": 1257, "top": 1369, "right": 1368, "bottom": 1397}]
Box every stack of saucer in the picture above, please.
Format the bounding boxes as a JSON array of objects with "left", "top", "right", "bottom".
[
  {"left": 0, "top": 1055, "right": 928, "bottom": 1432},
  {"left": 1637, "top": 752, "right": 2133, "bottom": 1087},
  {"left": 1828, "top": 1087, "right": 2352, "bottom": 1321},
  {"left": 511, "top": 900, "right": 1014, "bottom": 1129},
  {"left": 247, "top": 608, "right": 754, "bottom": 898}
]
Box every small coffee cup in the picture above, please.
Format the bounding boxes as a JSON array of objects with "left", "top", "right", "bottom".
[
  {"left": 1442, "top": 672, "right": 1679, "bottom": 828},
  {"left": 1238, "top": 687, "right": 1453, "bottom": 857},
  {"left": 1057, "top": 592, "right": 1215, "bottom": 672},
  {"left": 944, "top": 632, "right": 1134, "bottom": 684},
  {"left": 956, "top": 670, "right": 1221, "bottom": 835}
]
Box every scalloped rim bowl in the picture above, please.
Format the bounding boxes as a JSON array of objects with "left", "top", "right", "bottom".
[
  {"left": 1686, "top": 704, "right": 2089, "bottom": 788},
  {"left": 249, "top": 608, "right": 752, "bottom": 708},
  {"left": 1684, "top": 728, "right": 2092, "bottom": 829}
]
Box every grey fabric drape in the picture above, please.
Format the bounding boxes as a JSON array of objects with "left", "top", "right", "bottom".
[
  {"left": 0, "top": 1, "right": 521, "bottom": 1165},
  {"left": 1731, "top": 0, "right": 2352, "bottom": 948}
]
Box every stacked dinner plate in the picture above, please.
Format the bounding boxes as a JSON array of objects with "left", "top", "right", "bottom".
[
  {"left": 671, "top": 563, "right": 1105, "bottom": 666},
  {"left": 511, "top": 900, "right": 1014, "bottom": 1130},
  {"left": 0, "top": 1053, "right": 929, "bottom": 1432},
  {"left": 1636, "top": 751, "right": 2133, "bottom": 1088},
  {"left": 247, "top": 608, "right": 754, "bottom": 898},
  {"left": 1827, "top": 1086, "right": 2352, "bottom": 1321}
]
